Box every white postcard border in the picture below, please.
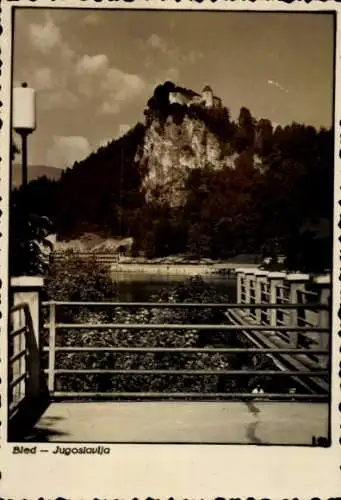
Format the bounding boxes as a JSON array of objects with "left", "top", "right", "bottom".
[{"left": 0, "top": 1, "right": 340, "bottom": 498}]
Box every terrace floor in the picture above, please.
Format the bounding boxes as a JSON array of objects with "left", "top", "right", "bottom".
[{"left": 22, "top": 401, "right": 329, "bottom": 445}]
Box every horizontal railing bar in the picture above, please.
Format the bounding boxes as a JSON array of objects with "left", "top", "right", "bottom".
[
  {"left": 43, "top": 323, "right": 329, "bottom": 332},
  {"left": 9, "top": 325, "right": 27, "bottom": 338},
  {"left": 52, "top": 391, "right": 328, "bottom": 400},
  {"left": 10, "top": 348, "right": 27, "bottom": 363},
  {"left": 41, "top": 301, "right": 329, "bottom": 309},
  {"left": 9, "top": 372, "right": 26, "bottom": 388},
  {"left": 47, "top": 368, "right": 328, "bottom": 376},
  {"left": 43, "top": 346, "right": 330, "bottom": 354}
]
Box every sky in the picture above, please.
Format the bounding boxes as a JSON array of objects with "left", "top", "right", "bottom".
[{"left": 12, "top": 8, "right": 335, "bottom": 169}]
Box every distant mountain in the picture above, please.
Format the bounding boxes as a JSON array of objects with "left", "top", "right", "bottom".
[{"left": 11, "top": 164, "right": 62, "bottom": 188}]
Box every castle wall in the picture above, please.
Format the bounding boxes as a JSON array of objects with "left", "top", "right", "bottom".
[
  {"left": 202, "top": 89, "right": 214, "bottom": 108},
  {"left": 169, "top": 87, "right": 221, "bottom": 109},
  {"left": 191, "top": 95, "right": 202, "bottom": 105},
  {"left": 213, "top": 96, "right": 222, "bottom": 108},
  {"left": 169, "top": 92, "right": 191, "bottom": 106}
]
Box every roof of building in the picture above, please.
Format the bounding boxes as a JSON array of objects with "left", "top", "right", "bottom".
[
  {"left": 202, "top": 85, "right": 213, "bottom": 92},
  {"left": 174, "top": 86, "right": 200, "bottom": 98}
]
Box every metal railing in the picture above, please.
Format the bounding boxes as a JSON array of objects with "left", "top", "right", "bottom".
[
  {"left": 41, "top": 301, "right": 330, "bottom": 402},
  {"left": 52, "top": 251, "right": 119, "bottom": 265},
  {"left": 9, "top": 303, "right": 29, "bottom": 417}
]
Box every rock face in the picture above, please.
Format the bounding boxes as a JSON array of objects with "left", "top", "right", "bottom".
[{"left": 137, "top": 112, "right": 231, "bottom": 207}]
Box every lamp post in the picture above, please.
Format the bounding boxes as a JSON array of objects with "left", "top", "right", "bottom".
[{"left": 13, "top": 82, "right": 36, "bottom": 187}]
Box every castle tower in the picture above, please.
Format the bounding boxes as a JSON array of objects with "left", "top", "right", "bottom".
[{"left": 202, "top": 85, "right": 214, "bottom": 108}]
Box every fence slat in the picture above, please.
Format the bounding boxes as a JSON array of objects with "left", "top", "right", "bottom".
[
  {"left": 10, "top": 372, "right": 27, "bottom": 388},
  {"left": 48, "top": 302, "right": 56, "bottom": 392},
  {"left": 10, "top": 347, "right": 27, "bottom": 363}
]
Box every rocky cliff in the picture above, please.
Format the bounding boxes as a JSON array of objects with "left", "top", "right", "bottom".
[{"left": 136, "top": 82, "right": 235, "bottom": 207}]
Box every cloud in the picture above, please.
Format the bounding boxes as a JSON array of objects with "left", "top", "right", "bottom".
[
  {"left": 41, "top": 89, "right": 80, "bottom": 111},
  {"left": 22, "top": 16, "right": 146, "bottom": 116},
  {"left": 146, "top": 34, "right": 168, "bottom": 52},
  {"left": 101, "top": 67, "right": 145, "bottom": 92},
  {"left": 33, "top": 67, "right": 54, "bottom": 90},
  {"left": 99, "top": 67, "right": 146, "bottom": 115},
  {"left": 23, "top": 13, "right": 78, "bottom": 111},
  {"left": 187, "top": 50, "right": 204, "bottom": 64},
  {"left": 142, "top": 34, "right": 202, "bottom": 73},
  {"left": 29, "top": 18, "right": 61, "bottom": 53},
  {"left": 164, "top": 67, "right": 180, "bottom": 82},
  {"left": 60, "top": 44, "right": 76, "bottom": 64},
  {"left": 76, "top": 54, "right": 108, "bottom": 74},
  {"left": 46, "top": 135, "right": 91, "bottom": 169},
  {"left": 70, "top": 52, "right": 147, "bottom": 112}
]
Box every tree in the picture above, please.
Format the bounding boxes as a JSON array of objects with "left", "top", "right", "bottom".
[
  {"left": 10, "top": 211, "right": 54, "bottom": 276},
  {"left": 233, "top": 107, "right": 255, "bottom": 152},
  {"left": 255, "top": 118, "right": 273, "bottom": 157}
]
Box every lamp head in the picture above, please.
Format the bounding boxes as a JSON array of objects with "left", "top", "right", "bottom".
[{"left": 13, "top": 82, "right": 36, "bottom": 134}]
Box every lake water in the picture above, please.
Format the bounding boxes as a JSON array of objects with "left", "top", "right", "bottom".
[{"left": 111, "top": 272, "right": 237, "bottom": 302}]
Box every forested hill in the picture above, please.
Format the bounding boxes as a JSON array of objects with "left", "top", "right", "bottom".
[{"left": 11, "top": 81, "right": 333, "bottom": 271}]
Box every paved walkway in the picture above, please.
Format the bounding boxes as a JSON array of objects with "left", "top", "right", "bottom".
[{"left": 23, "top": 401, "right": 328, "bottom": 444}]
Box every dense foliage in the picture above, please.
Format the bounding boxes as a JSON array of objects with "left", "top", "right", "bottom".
[
  {"left": 43, "top": 256, "right": 294, "bottom": 398},
  {"left": 11, "top": 81, "right": 333, "bottom": 273},
  {"left": 10, "top": 209, "right": 54, "bottom": 276}
]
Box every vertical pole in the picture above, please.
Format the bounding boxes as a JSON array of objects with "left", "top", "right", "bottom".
[
  {"left": 12, "top": 307, "right": 21, "bottom": 403},
  {"left": 48, "top": 302, "right": 56, "bottom": 393},
  {"left": 268, "top": 272, "right": 286, "bottom": 329},
  {"left": 314, "top": 275, "right": 331, "bottom": 369},
  {"left": 236, "top": 269, "right": 245, "bottom": 304},
  {"left": 254, "top": 270, "right": 269, "bottom": 323},
  {"left": 21, "top": 131, "right": 28, "bottom": 188},
  {"left": 243, "top": 269, "right": 258, "bottom": 318},
  {"left": 20, "top": 307, "right": 27, "bottom": 400},
  {"left": 287, "top": 274, "right": 310, "bottom": 348},
  {"left": 250, "top": 274, "right": 257, "bottom": 320}
]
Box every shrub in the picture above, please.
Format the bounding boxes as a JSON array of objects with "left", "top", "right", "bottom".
[
  {"left": 44, "top": 265, "right": 296, "bottom": 398},
  {"left": 45, "top": 250, "right": 118, "bottom": 301}
]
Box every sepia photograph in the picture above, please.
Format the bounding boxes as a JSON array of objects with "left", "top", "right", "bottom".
[{"left": 6, "top": 6, "right": 335, "bottom": 449}]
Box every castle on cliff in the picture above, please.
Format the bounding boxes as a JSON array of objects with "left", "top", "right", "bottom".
[{"left": 169, "top": 84, "right": 222, "bottom": 109}]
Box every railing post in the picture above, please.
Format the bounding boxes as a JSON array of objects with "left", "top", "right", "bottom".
[
  {"left": 236, "top": 268, "right": 246, "bottom": 304},
  {"left": 268, "top": 272, "right": 286, "bottom": 328},
  {"left": 48, "top": 302, "right": 56, "bottom": 393},
  {"left": 11, "top": 277, "right": 44, "bottom": 401},
  {"left": 254, "top": 270, "right": 269, "bottom": 323},
  {"left": 286, "top": 273, "right": 310, "bottom": 347},
  {"left": 243, "top": 268, "right": 258, "bottom": 318},
  {"left": 313, "top": 274, "right": 331, "bottom": 369}
]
